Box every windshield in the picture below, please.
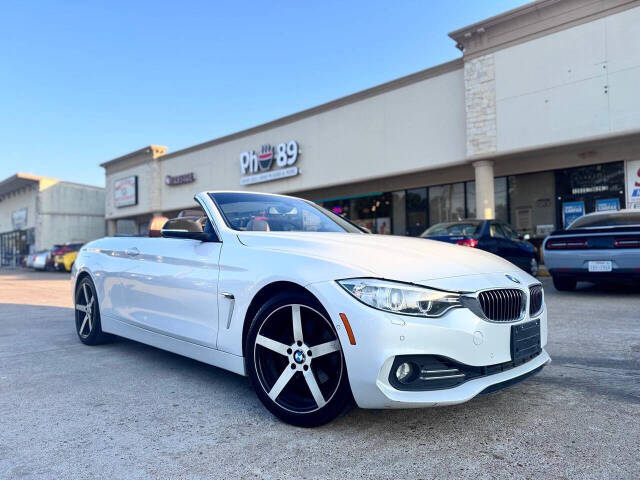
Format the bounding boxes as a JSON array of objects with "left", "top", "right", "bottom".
[
  {"left": 209, "top": 192, "right": 363, "bottom": 233},
  {"left": 569, "top": 211, "right": 640, "bottom": 229},
  {"left": 421, "top": 221, "right": 481, "bottom": 237}
]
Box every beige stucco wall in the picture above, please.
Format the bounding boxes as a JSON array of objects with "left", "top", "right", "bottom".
[
  {"left": 494, "top": 5, "right": 640, "bottom": 152},
  {"left": 36, "top": 182, "right": 106, "bottom": 250},
  {"left": 105, "top": 159, "right": 159, "bottom": 220},
  {"left": 0, "top": 186, "right": 38, "bottom": 233}
]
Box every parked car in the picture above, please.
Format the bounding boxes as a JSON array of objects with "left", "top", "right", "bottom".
[
  {"left": 420, "top": 220, "right": 539, "bottom": 275},
  {"left": 53, "top": 243, "right": 84, "bottom": 272},
  {"left": 543, "top": 209, "right": 640, "bottom": 290},
  {"left": 32, "top": 247, "right": 60, "bottom": 271},
  {"left": 32, "top": 250, "right": 50, "bottom": 270},
  {"left": 25, "top": 253, "right": 35, "bottom": 268},
  {"left": 72, "top": 191, "right": 549, "bottom": 427}
]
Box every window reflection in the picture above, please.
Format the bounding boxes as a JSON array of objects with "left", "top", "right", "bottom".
[
  {"left": 350, "top": 193, "right": 392, "bottom": 234},
  {"left": 494, "top": 177, "right": 508, "bottom": 223},
  {"left": 391, "top": 191, "right": 406, "bottom": 236},
  {"left": 406, "top": 188, "right": 427, "bottom": 236},
  {"left": 429, "top": 183, "right": 465, "bottom": 224}
]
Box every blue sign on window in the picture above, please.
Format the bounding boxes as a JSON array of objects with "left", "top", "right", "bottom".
[
  {"left": 595, "top": 198, "right": 620, "bottom": 212},
  {"left": 562, "top": 201, "right": 585, "bottom": 228}
]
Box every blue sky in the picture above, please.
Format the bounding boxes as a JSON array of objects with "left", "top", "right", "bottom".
[{"left": 0, "top": 0, "right": 529, "bottom": 187}]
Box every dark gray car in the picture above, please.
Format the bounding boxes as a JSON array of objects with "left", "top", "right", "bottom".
[{"left": 543, "top": 209, "right": 640, "bottom": 290}]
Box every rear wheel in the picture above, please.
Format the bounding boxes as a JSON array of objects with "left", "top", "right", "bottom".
[
  {"left": 245, "top": 291, "right": 353, "bottom": 427},
  {"left": 552, "top": 275, "right": 577, "bottom": 291},
  {"left": 75, "top": 276, "right": 108, "bottom": 345}
]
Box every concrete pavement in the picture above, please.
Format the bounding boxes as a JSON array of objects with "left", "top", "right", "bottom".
[{"left": 0, "top": 270, "right": 638, "bottom": 479}]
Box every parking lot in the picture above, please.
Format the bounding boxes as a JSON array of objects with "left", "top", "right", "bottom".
[{"left": 0, "top": 270, "right": 638, "bottom": 479}]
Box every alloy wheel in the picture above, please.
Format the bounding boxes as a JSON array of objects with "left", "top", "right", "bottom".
[
  {"left": 75, "top": 281, "right": 95, "bottom": 339},
  {"left": 253, "top": 304, "right": 343, "bottom": 414}
]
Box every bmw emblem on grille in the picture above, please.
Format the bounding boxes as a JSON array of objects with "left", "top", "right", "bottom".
[{"left": 505, "top": 273, "right": 521, "bottom": 284}]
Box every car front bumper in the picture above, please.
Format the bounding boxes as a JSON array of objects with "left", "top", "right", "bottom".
[{"left": 308, "top": 279, "right": 549, "bottom": 409}]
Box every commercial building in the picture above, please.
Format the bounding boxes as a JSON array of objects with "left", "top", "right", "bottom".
[
  {"left": 102, "top": 0, "right": 640, "bottom": 244},
  {"left": 0, "top": 173, "right": 105, "bottom": 266}
]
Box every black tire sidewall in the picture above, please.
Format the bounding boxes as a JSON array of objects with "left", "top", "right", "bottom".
[{"left": 245, "top": 291, "right": 353, "bottom": 427}]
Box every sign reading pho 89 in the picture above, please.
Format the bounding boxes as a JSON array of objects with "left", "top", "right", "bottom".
[{"left": 239, "top": 140, "right": 299, "bottom": 185}]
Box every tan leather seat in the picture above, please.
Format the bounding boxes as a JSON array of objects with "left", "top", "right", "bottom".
[
  {"left": 149, "top": 216, "right": 169, "bottom": 237},
  {"left": 246, "top": 219, "right": 270, "bottom": 231}
]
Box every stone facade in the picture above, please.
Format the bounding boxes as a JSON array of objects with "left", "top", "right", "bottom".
[{"left": 464, "top": 54, "right": 497, "bottom": 156}]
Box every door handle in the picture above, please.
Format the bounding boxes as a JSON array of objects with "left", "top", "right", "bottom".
[
  {"left": 220, "top": 292, "right": 235, "bottom": 329},
  {"left": 125, "top": 247, "right": 139, "bottom": 257}
]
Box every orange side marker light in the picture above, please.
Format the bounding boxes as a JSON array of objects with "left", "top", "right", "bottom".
[{"left": 339, "top": 313, "right": 356, "bottom": 345}]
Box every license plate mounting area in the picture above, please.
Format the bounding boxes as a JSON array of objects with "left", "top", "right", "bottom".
[{"left": 510, "top": 319, "right": 541, "bottom": 365}]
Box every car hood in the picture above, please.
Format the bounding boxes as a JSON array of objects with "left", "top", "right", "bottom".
[{"left": 237, "top": 231, "right": 530, "bottom": 286}]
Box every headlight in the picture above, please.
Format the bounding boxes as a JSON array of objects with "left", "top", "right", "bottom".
[{"left": 337, "top": 278, "right": 461, "bottom": 317}]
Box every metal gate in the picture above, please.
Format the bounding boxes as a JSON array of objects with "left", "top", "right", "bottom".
[{"left": 0, "top": 228, "right": 33, "bottom": 267}]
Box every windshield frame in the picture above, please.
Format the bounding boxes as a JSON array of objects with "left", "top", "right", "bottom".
[
  {"left": 568, "top": 210, "right": 640, "bottom": 229},
  {"left": 420, "top": 221, "right": 482, "bottom": 237},
  {"left": 208, "top": 192, "right": 365, "bottom": 234}
]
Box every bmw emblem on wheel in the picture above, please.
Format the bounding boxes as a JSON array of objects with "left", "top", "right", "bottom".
[
  {"left": 293, "top": 350, "right": 306, "bottom": 364},
  {"left": 505, "top": 273, "right": 521, "bottom": 284}
]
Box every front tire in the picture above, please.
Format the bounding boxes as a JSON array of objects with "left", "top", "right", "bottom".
[
  {"left": 74, "top": 276, "right": 108, "bottom": 345},
  {"left": 245, "top": 291, "right": 353, "bottom": 427},
  {"left": 552, "top": 274, "right": 577, "bottom": 291}
]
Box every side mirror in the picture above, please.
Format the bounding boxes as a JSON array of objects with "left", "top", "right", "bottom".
[{"left": 161, "top": 217, "right": 217, "bottom": 242}]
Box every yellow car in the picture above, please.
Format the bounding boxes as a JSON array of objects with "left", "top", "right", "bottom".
[{"left": 53, "top": 243, "right": 83, "bottom": 272}]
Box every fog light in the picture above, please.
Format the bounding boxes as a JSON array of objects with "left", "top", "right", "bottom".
[{"left": 395, "top": 362, "right": 416, "bottom": 384}]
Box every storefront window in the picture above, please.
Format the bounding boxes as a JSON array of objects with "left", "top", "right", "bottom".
[
  {"left": 554, "top": 161, "right": 625, "bottom": 228},
  {"left": 391, "top": 190, "right": 406, "bottom": 236},
  {"left": 465, "top": 177, "right": 508, "bottom": 222},
  {"left": 406, "top": 188, "right": 427, "bottom": 236},
  {"left": 429, "top": 183, "right": 465, "bottom": 225},
  {"left": 494, "top": 177, "right": 508, "bottom": 223},
  {"left": 321, "top": 199, "right": 351, "bottom": 219},
  {"left": 349, "top": 193, "right": 392, "bottom": 234},
  {"left": 116, "top": 219, "right": 137, "bottom": 235},
  {"left": 465, "top": 181, "right": 476, "bottom": 219},
  {"left": 508, "top": 171, "right": 556, "bottom": 241}
]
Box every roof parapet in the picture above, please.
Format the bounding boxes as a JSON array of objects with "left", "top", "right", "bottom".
[
  {"left": 449, "top": 0, "right": 639, "bottom": 58},
  {"left": 100, "top": 145, "right": 168, "bottom": 169}
]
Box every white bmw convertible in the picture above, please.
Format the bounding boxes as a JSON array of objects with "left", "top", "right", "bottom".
[{"left": 72, "top": 191, "right": 550, "bottom": 426}]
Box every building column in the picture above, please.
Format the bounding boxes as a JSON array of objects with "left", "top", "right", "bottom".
[
  {"left": 106, "top": 219, "right": 116, "bottom": 237},
  {"left": 473, "top": 160, "right": 495, "bottom": 219}
]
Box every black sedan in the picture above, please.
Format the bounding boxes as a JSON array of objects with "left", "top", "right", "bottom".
[{"left": 420, "top": 220, "right": 539, "bottom": 275}]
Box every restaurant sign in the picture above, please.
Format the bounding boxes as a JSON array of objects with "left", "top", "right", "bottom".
[
  {"left": 114, "top": 176, "right": 138, "bottom": 208},
  {"left": 165, "top": 172, "right": 196, "bottom": 186},
  {"left": 239, "top": 140, "right": 299, "bottom": 185},
  {"left": 12, "top": 208, "right": 28, "bottom": 230}
]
